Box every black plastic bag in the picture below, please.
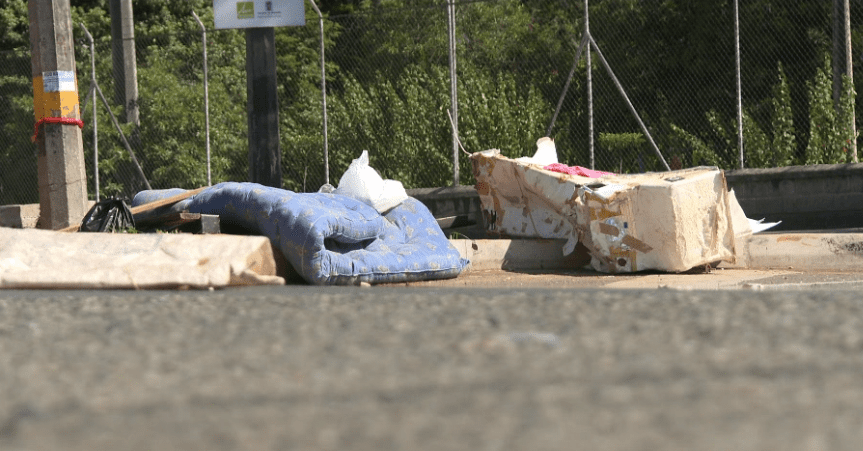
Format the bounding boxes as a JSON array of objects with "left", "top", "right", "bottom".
[{"left": 80, "top": 198, "right": 135, "bottom": 232}]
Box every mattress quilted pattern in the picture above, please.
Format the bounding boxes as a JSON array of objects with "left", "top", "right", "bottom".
[{"left": 132, "top": 182, "right": 469, "bottom": 285}]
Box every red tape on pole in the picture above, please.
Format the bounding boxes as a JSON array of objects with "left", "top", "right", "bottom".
[{"left": 32, "top": 117, "right": 84, "bottom": 142}]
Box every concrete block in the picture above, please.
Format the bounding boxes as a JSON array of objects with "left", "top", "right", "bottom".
[
  {"left": 198, "top": 214, "right": 221, "bottom": 234},
  {"left": 0, "top": 204, "right": 40, "bottom": 228}
]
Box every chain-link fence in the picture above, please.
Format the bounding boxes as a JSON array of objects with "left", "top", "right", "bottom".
[{"left": 1, "top": 0, "right": 858, "bottom": 206}]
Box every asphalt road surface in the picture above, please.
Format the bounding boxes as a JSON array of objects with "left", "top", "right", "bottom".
[{"left": 2, "top": 285, "right": 863, "bottom": 451}]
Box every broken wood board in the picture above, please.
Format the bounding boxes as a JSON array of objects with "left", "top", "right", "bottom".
[
  {"left": 0, "top": 227, "right": 285, "bottom": 289},
  {"left": 135, "top": 211, "right": 221, "bottom": 234}
]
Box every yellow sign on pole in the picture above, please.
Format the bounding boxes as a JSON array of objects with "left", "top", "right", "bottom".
[
  {"left": 213, "top": 0, "right": 305, "bottom": 29},
  {"left": 32, "top": 70, "right": 80, "bottom": 122}
]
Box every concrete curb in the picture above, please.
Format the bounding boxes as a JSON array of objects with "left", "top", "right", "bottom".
[
  {"left": 742, "top": 232, "right": 863, "bottom": 271},
  {"left": 450, "top": 233, "right": 863, "bottom": 272},
  {"left": 448, "top": 239, "right": 590, "bottom": 271}
]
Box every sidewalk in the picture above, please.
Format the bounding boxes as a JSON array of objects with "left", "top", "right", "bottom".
[
  {"left": 424, "top": 231, "right": 863, "bottom": 290},
  {"left": 450, "top": 231, "right": 863, "bottom": 272}
]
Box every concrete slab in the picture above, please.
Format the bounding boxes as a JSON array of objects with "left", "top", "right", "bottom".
[{"left": 0, "top": 227, "right": 286, "bottom": 289}]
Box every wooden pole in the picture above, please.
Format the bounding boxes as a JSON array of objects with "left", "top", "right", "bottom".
[{"left": 246, "top": 28, "right": 282, "bottom": 188}]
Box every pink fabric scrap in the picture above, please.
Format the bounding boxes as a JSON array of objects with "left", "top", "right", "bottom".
[{"left": 543, "top": 163, "right": 615, "bottom": 178}]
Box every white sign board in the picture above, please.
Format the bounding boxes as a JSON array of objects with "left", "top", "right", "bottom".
[{"left": 214, "top": 0, "right": 305, "bottom": 29}]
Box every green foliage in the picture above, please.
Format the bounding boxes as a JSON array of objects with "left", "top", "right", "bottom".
[
  {"left": 770, "top": 62, "right": 797, "bottom": 167},
  {"left": 704, "top": 110, "right": 739, "bottom": 168},
  {"left": 1, "top": 0, "right": 861, "bottom": 205},
  {"left": 458, "top": 63, "right": 551, "bottom": 161},
  {"left": 681, "top": 108, "right": 781, "bottom": 170},
  {"left": 0, "top": 59, "right": 37, "bottom": 204},
  {"left": 326, "top": 58, "right": 550, "bottom": 189},
  {"left": 0, "top": 0, "right": 28, "bottom": 49},
  {"left": 741, "top": 112, "right": 770, "bottom": 168},
  {"left": 667, "top": 122, "right": 720, "bottom": 168},
  {"left": 278, "top": 20, "right": 342, "bottom": 192},
  {"left": 664, "top": 53, "right": 853, "bottom": 170},
  {"left": 0, "top": 0, "right": 36, "bottom": 202},
  {"left": 597, "top": 132, "right": 644, "bottom": 173},
  {"left": 838, "top": 74, "right": 858, "bottom": 163},
  {"left": 805, "top": 54, "right": 856, "bottom": 165},
  {"left": 328, "top": 65, "right": 453, "bottom": 190}
]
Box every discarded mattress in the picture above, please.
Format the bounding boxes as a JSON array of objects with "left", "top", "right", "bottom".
[
  {"left": 471, "top": 149, "right": 745, "bottom": 273},
  {"left": 132, "top": 182, "right": 469, "bottom": 285}
]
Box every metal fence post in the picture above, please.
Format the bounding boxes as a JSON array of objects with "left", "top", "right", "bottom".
[
  {"left": 192, "top": 11, "right": 211, "bottom": 186},
  {"left": 842, "top": 0, "right": 858, "bottom": 163},
  {"left": 734, "top": 0, "right": 744, "bottom": 169},
  {"left": 79, "top": 23, "right": 99, "bottom": 201},
  {"left": 448, "top": 0, "right": 459, "bottom": 186},
  {"left": 585, "top": 0, "right": 595, "bottom": 170},
  {"left": 546, "top": 36, "right": 588, "bottom": 138},
  {"left": 589, "top": 35, "right": 671, "bottom": 171},
  {"left": 308, "top": 0, "right": 329, "bottom": 185}
]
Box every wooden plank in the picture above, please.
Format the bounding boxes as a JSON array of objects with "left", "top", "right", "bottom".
[
  {"left": 130, "top": 187, "right": 207, "bottom": 215},
  {"left": 60, "top": 187, "right": 207, "bottom": 233},
  {"left": 135, "top": 211, "right": 221, "bottom": 234},
  {"left": 135, "top": 211, "right": 202, "bottom": 229}
]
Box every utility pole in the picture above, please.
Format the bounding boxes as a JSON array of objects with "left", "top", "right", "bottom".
[
  {"left": 246, "top": 28, "right": 282, "bottom": 188},
  {"left": 29, "top": 0, "right": 89, "bottom": 229},
  {"left": 109, "top": 0, "right": 139, "bottom": 125}
]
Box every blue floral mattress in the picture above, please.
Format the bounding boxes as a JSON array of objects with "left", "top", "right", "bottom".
[{"left": 132, "top": 182, "right": 469, "bottom": 285}]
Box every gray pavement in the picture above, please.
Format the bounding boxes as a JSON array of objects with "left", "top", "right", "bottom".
[
  {"left": 401, "top": 267, "right": 863, "bottom": 291},
  {"left": 3, "top": 285, "right": 863, "bottom": 451}
]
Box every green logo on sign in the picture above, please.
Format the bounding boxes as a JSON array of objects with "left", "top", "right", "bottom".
[{"left": 236, "top": 2, "right": 254, "bottom": 19}]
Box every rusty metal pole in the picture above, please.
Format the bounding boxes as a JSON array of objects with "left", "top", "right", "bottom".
[{"left": 29, "top": 0, "right": 89, "bottom": 229}]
